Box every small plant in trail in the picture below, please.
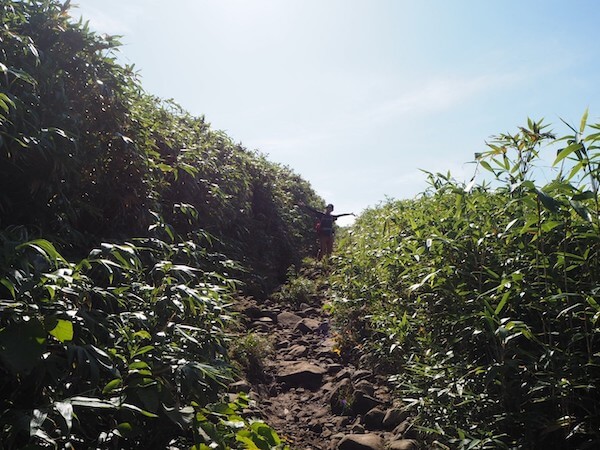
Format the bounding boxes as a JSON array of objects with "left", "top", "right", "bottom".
[
  {"left": 331, "top": 113, "right": 600, "bottom": 449},
  {"left": 273, "top": 265, "right": 320, "bottom": 306},
  {"left": 228, "top": 333, "right": 274, "bottom": 382}
]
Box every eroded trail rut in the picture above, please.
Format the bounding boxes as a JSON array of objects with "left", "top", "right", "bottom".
[{"left": 231, "top": 288, "right": 422, "bottom": 450}]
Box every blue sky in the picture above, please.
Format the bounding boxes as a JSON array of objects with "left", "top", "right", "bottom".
[{"left": 72, "top": 0, "right": 600, "bottom": 224}]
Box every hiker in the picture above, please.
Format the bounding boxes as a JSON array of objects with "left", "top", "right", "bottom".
[{"left": 299, "top": 203, "right": 354, "bottom": 260}]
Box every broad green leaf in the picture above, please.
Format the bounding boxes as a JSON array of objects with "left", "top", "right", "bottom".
[
  {"left": 132, "top": 345, "right": 154, "bottom": 357},
  {"left": 129, "top": 360, "right": 150, "bottom": 370},
  {"left": 191, "top": 445, "right": 212, "bottom": 450},
  {"left": 30, "top": 409, "right": 55, "bottom": 444},
  {"left": 571, "top": 191, "right": 595, "bottom": 201},
  {"left": 30, "top": 409, "right": 48, "bottom": 432},
  {"left": 536, "top": 189, "right": 561, "bottom": 212},
  {"left": 251, "top": 421, "right": 282, "bottom": 445},
  {"left": 570, "top": 201, "right": 592, "bottom": 222},
  {"left": 554, "top": 142, "right": 583, "bottom": 166},
  {"left": 504, "top": 218, "right": 519, "bottom": 234},
  {"left": 157, "top": 163, "right": 174, "bottom": 173},
  {"left": 478, "top": 160, "right": 495, "bottom": 174},
  {"left": 1, "top": 278, "right": 16, "bottom": 299},
  {"left": 0, "top": 97, "right": 10, "bottom": 114},
  {"left": 69, "top": 396, "right": 158, "bottom": 417},
  {"left": 116, "top": 422, "right": 133, "bottom": 437},
  {"left": 102, "top": 378, "right": 123, "bottom": 394},
  {"left": 48, "top": 319, "right": 74, "bottom": 342},
  {"left": 567, "top": 160, "right": 585, "bottom": 181},
  {"left": 69, "top": 397, "right": 115, "bottom": 410},
  {"left": 16, "top": 239, "right": 66, "bottom": 265},
  {"left": 222, "top": 419, "right": 245, "bottom": 429},
  {"left": 495, "top": 292, "right": 511, "bottom": 316},
  {"left": 235, "top": 432, "right": 262, "bottom": 450}
]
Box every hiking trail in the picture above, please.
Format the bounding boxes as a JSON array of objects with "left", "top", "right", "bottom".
[{"left": 230, "top": 267, "right": 423, "bottom": 450}]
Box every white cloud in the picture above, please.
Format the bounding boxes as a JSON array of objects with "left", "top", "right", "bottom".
[{"left": 366, "top": 72, "right": 522, "bottom": 123}]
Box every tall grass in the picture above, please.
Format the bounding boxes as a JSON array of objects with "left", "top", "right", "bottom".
[{"left": 331, "top": 115, "right": 600, "bottom": 449}]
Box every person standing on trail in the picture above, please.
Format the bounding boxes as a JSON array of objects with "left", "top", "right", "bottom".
[{"left": 299, "top": 203, "right": 354, "bottom": 260}]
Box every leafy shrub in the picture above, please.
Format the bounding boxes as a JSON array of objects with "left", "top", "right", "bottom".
[
  {"left": 274, "top": 274, "right": 318, "bottom": 306},
  {"left": 0, "top": 0, "right": 323, "bottom": 293},
  {"left": 0, "top": 225, "right": 236, "bottom": 446},
  {"left": 331, "top": 115, "right": 600, "bottom": 449},
  {"left": 0, "top": 2, "right": 324, "bottom": 447}
]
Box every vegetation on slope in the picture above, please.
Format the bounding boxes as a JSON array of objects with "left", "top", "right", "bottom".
[
  {"left": 331, "top": 117, "right": 600, "bottom": 449},
  {"left": 4, "top": 2, "right": 600, "bottom": 449},
  {"left": 0, "top": 0, "right": 322, "bottom": 290},
  {"left": 0, "top": 0, "right": 318, "bottom": 447}
]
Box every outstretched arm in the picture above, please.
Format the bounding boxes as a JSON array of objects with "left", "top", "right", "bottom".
[
  {"left": 333, "top": 213, "right": 355, "bottom": 219},
  {"left": 296, "top": 203, "right": 324, "bottom": 217}
]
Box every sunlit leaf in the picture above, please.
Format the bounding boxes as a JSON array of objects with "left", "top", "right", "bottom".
[
  {"left": 554, "top": 142, "right": 583, "bottom": 166},
  {"left": 54, "top": 401, "right": 73, "bottom": 431},
  {"left": 580, "top": 108, "right": 589, "bottom": 134},
  {"left": 102, "top": 378, "right": 123, "bottom": 394},
  {"left": 48, "top": 319, "right": 74, "bottom": 342}
]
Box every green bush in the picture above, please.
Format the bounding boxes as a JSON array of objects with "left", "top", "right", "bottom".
[
  {"left": 228, "top": 333, "right": 273, "bottom": 381},
  {"left": 0, "top": 1, "right": 320, "bottom": 447},
  {"left": 332, "top": 116, "right": 600, "bottom": 449},
  {"left": 0, "top": 0, "right": 322, "bottom": 292}
]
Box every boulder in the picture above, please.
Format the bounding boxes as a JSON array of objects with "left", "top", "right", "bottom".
[
  {"left": 277, "top": 311, "right": 302, "bottom": 327},
  {"left": 294, "top": 318, "right": 321, "bottom": 334},
  {"left": 329, "top": 378, "right": 354, "bottom": 415},
  {"left": 352, "top": 391, "right": 381, "bottom": 415},
  {"left": 228, "top": 380, "right": 251, "bottom": 393},
  {"left": 300, "top": 306, "right": 319, "bottom": 316},
  {"left": 393, "top": 420, "right": 410, "bottom": 438},
  {"left": 334, "top": 368, "right": 353, "bottom": 382},
  {"left": 383, "top": 408, "right": 410, "bottom": 430},
  {"left": 249, "top": 321, "right": 271, "bottom": 331},
  {"left": 288, "top": 344, "right": 308, "bottom": 358},
  {"left": 351, "top": 369, "right": 373, "bottom": 382},
  {"left": 337, "top": 434, "right": 384, "bottom": 450},
  {"left": 354, "top": 379, "right": 375, "bottom": 396},
  {"left": 242, "top": 305, "right": 262, "bottom": 319},
  {"left": 256, "top": 316, "right": 274, "bottom": 324},
  {"left": 276, "top": 340, "right": 290, "bottom": 349},
  {"left": 260, "top": 309, "right": 280, "bottom": 321},
  {"left": 327, "top": 363, "right": 344, "bottom": 374},
  {"left": 277, "top": 361, "right": 326, "bottom": 388},
  {"left": 363, "top": 407, "right": 385, "bottom": 430}
]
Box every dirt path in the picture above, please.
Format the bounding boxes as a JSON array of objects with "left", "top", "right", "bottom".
[{"left": 231, "top": 276, "right": 422, "bottom": 450}]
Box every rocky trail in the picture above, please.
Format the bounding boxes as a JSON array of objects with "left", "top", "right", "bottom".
[{"left": 229, "top": 275, "right": 422, "bottom": 450}]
